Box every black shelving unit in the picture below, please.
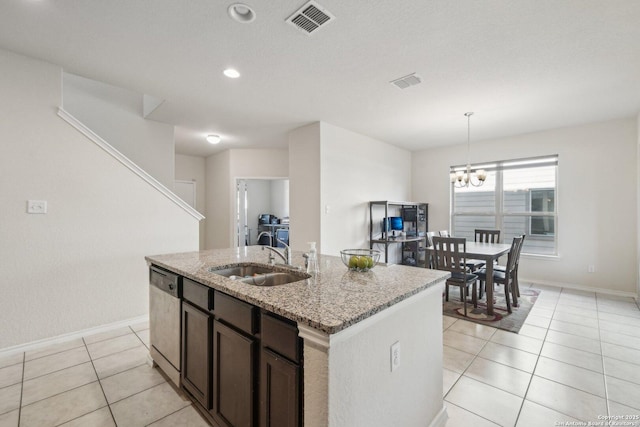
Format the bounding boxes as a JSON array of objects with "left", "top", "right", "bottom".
[{"left": 369, "top": 201, "right": 429, "bottom": 267}]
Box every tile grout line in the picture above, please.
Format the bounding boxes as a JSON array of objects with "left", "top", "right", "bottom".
[
  {"left": 596, "top": 293, "right": 611, "bottom": 418},
  {"left": 82, "top": 337, "right": 118, "bottom": 427},
  {"left": 512, "top": 287, "right": 559, "bottom": 427},
  {"left": 17, "top": 352, "right": 25, "bottom": 427},
  {"left": 443, "top": 317, "right": 539, "bottom": 426},
  {"left": 443, "top": 335, "right": 503, "bottom": 427}
]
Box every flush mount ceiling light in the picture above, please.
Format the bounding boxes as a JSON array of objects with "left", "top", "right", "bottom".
[
  {"left": 223, "top": 68, "right": 240, "bottom": 78},
  {"left": 228, "top": 3, "right": 256, "bottom": 23},
  {"left": 206, "top": 134, "right": 221, "bottom": 144},
  {"left": 450, "top": 112, "right": 487, "bottom": 188}
]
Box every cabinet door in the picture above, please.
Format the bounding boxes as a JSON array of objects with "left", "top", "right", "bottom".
[
  {"left": 260, "top": 349, "right": 300, "bottom": 427},
  {"left": 211, "top": 320, "right": 256, "bottom": 427},
  {"left": 181, "top": 301, "right": 212, "bottom": 409}
]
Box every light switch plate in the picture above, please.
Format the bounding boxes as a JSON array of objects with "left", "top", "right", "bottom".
[{"left": 27, "top": 200, "right": 47, "bottom": 214}]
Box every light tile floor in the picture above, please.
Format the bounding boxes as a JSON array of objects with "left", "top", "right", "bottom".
[
  {"left": 444, "top": 284, "right": 640, "bottom": 427},
  {"left": 0, "top": 285, "right": 639, "bottom": 426},
  {"left": 0, "top": 321, "right": 209, "bottom": 427}
]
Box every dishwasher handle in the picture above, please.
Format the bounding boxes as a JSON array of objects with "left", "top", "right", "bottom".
[{"left": 150, "top": 265, "right": 180, "bottom": 298}]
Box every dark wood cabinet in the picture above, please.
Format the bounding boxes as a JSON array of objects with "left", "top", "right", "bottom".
[
  {"left": 211, "top": 319, "right": 256, "bottom": 427},
  {"left": 181, "top": 300, "right": 212, "bottom": 409},
  {"left": 260, "top": 348, "right": 300, "bottom": 427},
  {"left": 260, "top": 312, "right": 302, "bottom": 427},
  {"left": 167, "top": 268, "right": 303, "bottom": 427}
]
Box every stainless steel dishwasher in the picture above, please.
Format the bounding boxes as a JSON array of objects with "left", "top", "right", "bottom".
[{"left": 149, "top": 265, "right": 181, "bottom": 386}]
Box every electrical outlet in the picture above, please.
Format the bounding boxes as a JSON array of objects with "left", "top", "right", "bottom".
[
  {"left": 390, "top": 341, "right": 400, "bottom": 372},
  {"left": 588, "top": 265, "right": 595, "bottom": 273},
  {"left": 27, "top": 200, "right": 47, "bottom": 214}
]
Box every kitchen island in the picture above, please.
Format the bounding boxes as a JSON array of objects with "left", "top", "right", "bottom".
[{"left": 146, "top": 246, "right": 449, "bottom": 427}]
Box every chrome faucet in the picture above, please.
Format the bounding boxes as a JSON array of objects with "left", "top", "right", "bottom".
[
  {"left": 256, "top": 231, "right": 273, "bottom": 247},
  {"left": 263, "top": 239, "right": 292, "bottom": 266}
]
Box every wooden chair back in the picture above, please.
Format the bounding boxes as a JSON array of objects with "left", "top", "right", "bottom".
[
  {"left": 505, "top": 236, "right": 524, "bottom": 276},
  {"left": 475, "top": 229, "right": 501, "bottom": 243},
  {"left": 432, "top": 237, "right": 466, "bottom": 274},
  {"left": 425, "top": 231, "right": 436, "bottom": 247}
]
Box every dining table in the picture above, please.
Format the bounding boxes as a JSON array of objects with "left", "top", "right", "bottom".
[{"left": 462, "top": 241, "right": 512, "bottom": 315}]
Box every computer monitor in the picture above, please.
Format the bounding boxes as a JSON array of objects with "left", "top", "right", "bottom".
[
  {"left": 390, "top": 217, "right": 403, "bottom": 231},
  {"left": 383, "top": 217, "right": 404, "bottom": 232}
]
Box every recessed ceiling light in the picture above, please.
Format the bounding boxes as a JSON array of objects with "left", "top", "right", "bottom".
[
  {"left": 223, "top": 68, "right": 241, "bottom": 79},
  {"left": 228, "top": 3, "right": 256, "bottom": 23},
  {"left": 206, "top": 134, "right": 221, "bottom": 144}
]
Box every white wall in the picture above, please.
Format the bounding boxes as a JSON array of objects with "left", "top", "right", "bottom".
[
  {"left": 0, "top": 49, "right": 199, "bottom": 350},
  {"left": 289, "top": 123, "right": 323, "bottom": 252},
  {"left": 205, "top": 150, "right": 231, "bottom": 249},
  {"left": 63, "top": 73, "right": 176, "bottom": 189},
  {"left": 320, "top": 123, "right": 412, "bottom": 257},
  {"left": 270, "top": 179, "right": 289, "bottom": 219},
  {"left": 637, "top": 113, "right": 640, "bottom": 299},
  {"left": 246, "top": 180, "right": 272, "bottom": 244},
  {"left": 205, "top": 149, "right": 289, "bottom": 249},
  {"left": 175, "top": 154, "right": 206, "bottom": 249},
  {"left": 288, "top": 122, "right": 412, "bottom": 257},
  {"left": 413, "top": 118, "right": 638, "bottom": 295}
]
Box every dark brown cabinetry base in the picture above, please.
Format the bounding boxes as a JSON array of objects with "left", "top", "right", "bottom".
[
  {"left": 260, "top": 348, "right": 300, "bottom": 427},
  {"left": 211, "top": 319, "right": 256, "bottom": 427},
  {"left": 181, "top": 300, "right": 212, "bottom": 409},
  {"left": 165, "top": 268, "right": 303, "bottom": 427}
]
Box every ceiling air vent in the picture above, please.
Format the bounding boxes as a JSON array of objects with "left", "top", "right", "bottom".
[
  {"left": 286, "top": 1, "right": 335, "bottom": 35},
  {"left": 390, "top": 73, "right": 422, "bottom": 89}
]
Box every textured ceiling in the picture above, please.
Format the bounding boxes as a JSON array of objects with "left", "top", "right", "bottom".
[{"left": 1, "top": 0, "right": 639, "bottom": 157}]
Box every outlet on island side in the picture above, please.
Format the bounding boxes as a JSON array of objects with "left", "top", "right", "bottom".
[
  {"left": 390, "top": 341, "right": 400, "bottom": 372},
  {"left": 588, "top": 265, "right": 595, "bottom": 273}
]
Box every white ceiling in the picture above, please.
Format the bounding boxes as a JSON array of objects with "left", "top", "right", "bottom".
[{"left": 1, "top": 0, "right": 639, "bottom": 157}]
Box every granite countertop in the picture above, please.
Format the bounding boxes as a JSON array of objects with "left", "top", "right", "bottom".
[{"left": 146, "top": 246, "right": 449, "bottom": 335}]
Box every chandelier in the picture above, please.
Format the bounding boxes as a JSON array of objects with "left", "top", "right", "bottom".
[{"left": 451, "top": 112, "right": 486, "bottom": 188}]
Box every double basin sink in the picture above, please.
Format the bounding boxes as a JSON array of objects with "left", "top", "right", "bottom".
[{"left": 209, "top": 263, "right": 310, "bottom": 287}]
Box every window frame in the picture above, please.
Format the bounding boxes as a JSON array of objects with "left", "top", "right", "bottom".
[{"left": 450, "top": 155, "right": 558, "bottom": 256}]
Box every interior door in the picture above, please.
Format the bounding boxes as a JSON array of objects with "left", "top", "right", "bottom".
[{"left": 236, "top": 180, "right": 249, "bottom": 247}]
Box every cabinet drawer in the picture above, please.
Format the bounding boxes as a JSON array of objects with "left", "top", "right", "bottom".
[
  {"left": 261, "top": 312, "right": 300, "bottom": 363},
  {"left": 183, "top": 278, "right": 211, "bottom": 311},
  {"left": 214, "top": 291, "right": 257, "bottom": 335}
]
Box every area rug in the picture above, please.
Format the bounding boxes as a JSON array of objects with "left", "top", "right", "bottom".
[{"left": 443, "top": 287, "right": 539, "bottom": 333}]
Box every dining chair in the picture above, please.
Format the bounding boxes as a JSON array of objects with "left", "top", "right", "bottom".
[
  {"left": 438, "top": 230, "right": 450, "bottom": 237},
  {"left": 493, "top": 234, "right": 526, "bottom": 298},
  {"left": 425, "top": 231, "right": 436, "bottom": 268},
  {"left": 475, "top": 235, "right": 524, "bottom": 313},
  {"left": 475, "top": 229, "right": 501, "bottom": 243},
  {"left": 461, "top": 229, "right": 501, "bottom": 273},
  {"left": 432, "top": 237, "right": 478, "bottom": 316}
]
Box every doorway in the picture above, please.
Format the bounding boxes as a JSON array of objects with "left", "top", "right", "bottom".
[{"left": 235, "top": 178, "right": 289, "bottom": 248}]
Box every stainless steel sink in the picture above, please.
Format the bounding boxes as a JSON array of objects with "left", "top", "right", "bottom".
[
  {"left": 209, "top": 263, "right": 310, "bottom": 286},
  {"left": 209, "top": 264, "right": 274, "bottom": 278},
  {"left": 239, "top": 272, "right": 309, "bottom": 286}
]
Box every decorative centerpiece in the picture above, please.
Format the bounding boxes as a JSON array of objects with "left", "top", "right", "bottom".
[{"left": 340, "top": 249, "right": 381, "bottom": 272}]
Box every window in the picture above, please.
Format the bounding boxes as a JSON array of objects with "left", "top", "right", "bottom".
[{"left": 450, "top": 155, "right": 558, "bottom": 256}]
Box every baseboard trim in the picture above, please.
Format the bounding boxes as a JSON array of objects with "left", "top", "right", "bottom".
[
  {"left": 0, "top": 314, "right": 148, "bottom": 358},
  {"left": 521, "top": 277, "right": 638, "bottom": 300},
  {"left": 429, "top": 405, "right": 449, "bottom": 427}
]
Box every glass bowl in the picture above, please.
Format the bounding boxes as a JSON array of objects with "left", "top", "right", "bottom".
[{"left": 340, "top": 249, "right": 381, "bottom": 272}]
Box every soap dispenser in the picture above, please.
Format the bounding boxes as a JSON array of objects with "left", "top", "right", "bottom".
[{"left": 306, "top": 242, "right": 319, "bottom": 277}]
